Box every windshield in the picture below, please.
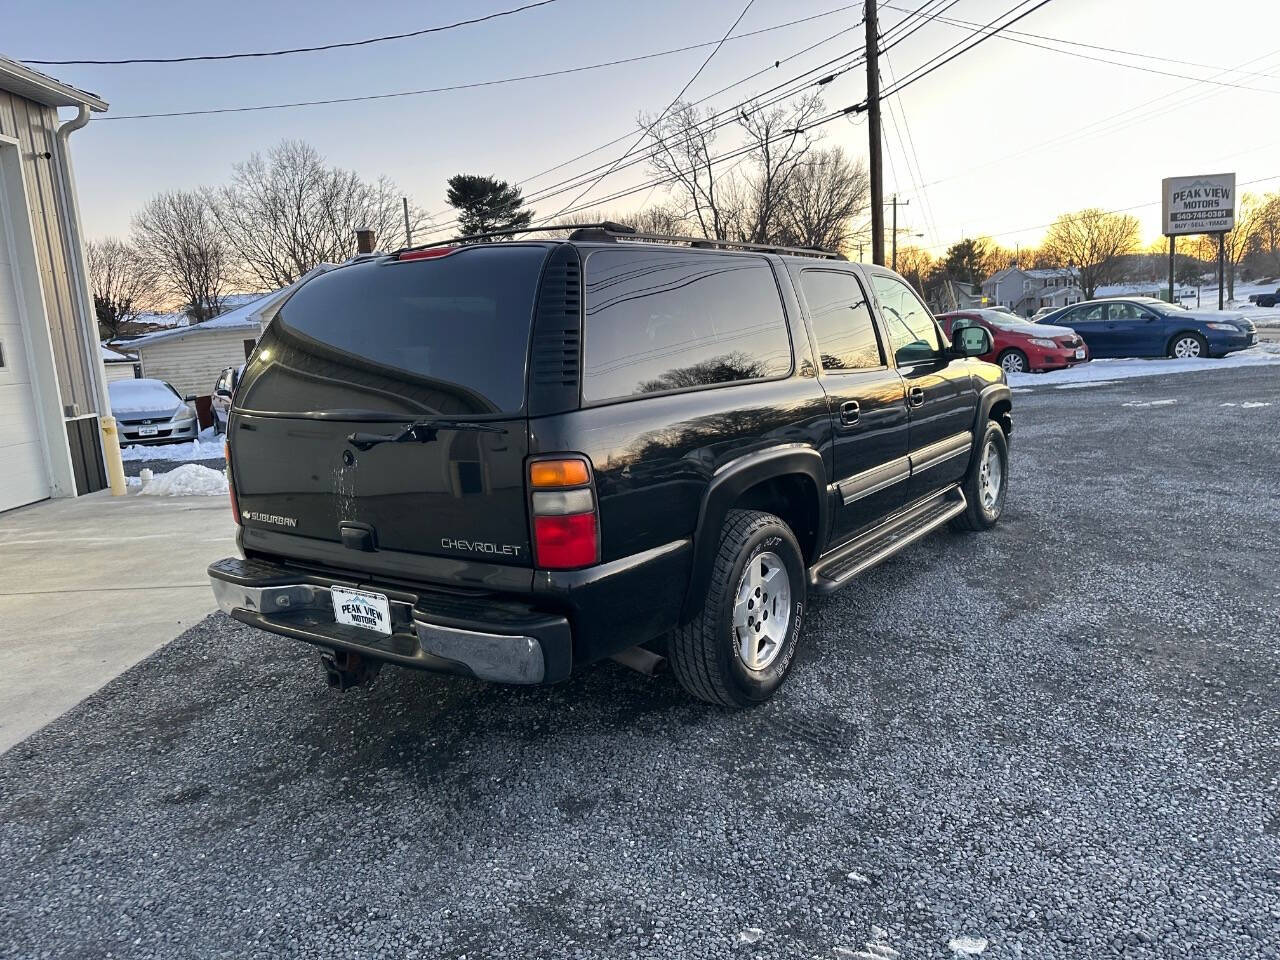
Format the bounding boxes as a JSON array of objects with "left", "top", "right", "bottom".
[{"left": 1150, "top": 301, "right": 1187, "bottom": 314}]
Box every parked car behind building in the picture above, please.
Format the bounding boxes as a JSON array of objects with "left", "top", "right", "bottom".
[
  {"left": 1040, "top": 298, "right": 1257, "bottom": 358},
  {"left": 107, "top": 378, "right": 198, "bottom": 446},
  {"left": 937, "top": 308, "right": 1089, "bottom": 374}
]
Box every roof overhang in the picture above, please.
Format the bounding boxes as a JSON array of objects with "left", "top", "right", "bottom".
[{"left": 0, "top": 56, "right": 107, "bottom": 112}]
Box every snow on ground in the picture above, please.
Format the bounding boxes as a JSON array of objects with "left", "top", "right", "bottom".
[
  {"left": 138, "top": 464, "right": 228, "bottom": 497},
  {"left": 1007, "top": 343, "right": 1280, "bottom": 388},
  {"left": 120, "top": 426, "right": 224, "bottom": 462},
  {"left": 948, "top": 936, "right": 989, "bottom": 955}
]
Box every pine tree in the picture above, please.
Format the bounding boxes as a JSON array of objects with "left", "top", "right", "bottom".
[{"left": 445, "top": 175, "right": 534, "bottom": 238}]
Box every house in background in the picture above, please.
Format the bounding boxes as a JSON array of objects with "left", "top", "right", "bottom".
[
  {"left": 982, "top": 266, "right": 1082, "bottom": 317},
  {"left": 100, "top": 343, "right": 138, "bottom": 383},
  {"left": 0, "top": 56, "right": 110, "bottom": 511},
  {"left": 127, "top": 266, "right": 332, "bottom": 400}
]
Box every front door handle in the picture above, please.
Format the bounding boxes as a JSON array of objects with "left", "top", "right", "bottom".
[
  {"left": 839, "top": 400, "right": 860, "bottom": 425},
  {"left": 908, "top": 386, "right": 925, "bottom": 408}
]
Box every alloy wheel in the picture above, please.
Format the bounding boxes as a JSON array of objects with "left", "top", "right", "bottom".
[
  {"left": 732, "top": 551, "right": 791, "bottom": 671},
  {"left": 978, "top": 440, "right": 1003, "bottom": 511},
  {"left": 1001, "top": 352, "right": 1026, "bottom": 373},
  {"left": 1173, "top": 336, "right": 1203, "bottom": 358}
]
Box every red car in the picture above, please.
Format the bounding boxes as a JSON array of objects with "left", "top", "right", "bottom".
[{"left": 937, "top": 308, "right": 1090, "bottom": 374}]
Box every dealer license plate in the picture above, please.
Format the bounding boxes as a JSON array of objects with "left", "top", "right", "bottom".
[
  {"left": 1074, "top": 347, "right": 1086, "bottom": 359},
  {"left": 330, "top": 586, "right": 392, "bottom": 635},
  {"left": 138, "top": 426, "right": 159, "bottom": 436}
]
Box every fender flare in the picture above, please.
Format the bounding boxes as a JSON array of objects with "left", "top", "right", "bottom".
[
  {"left": 679, "top": 444, "right": 828, "bottom": 622},
  {"left": 967, "top": 382, "right": 1013, "bottom": 469}
]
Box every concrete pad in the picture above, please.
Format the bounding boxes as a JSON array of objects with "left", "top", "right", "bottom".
[{"left": 0, "top": 490, "right": 235, "bottom": 752}]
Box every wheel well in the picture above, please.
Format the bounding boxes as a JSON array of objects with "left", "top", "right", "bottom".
[
  {"left": 731, "top": 473, "right": 820, "bottom": 563},
  {"left": 990, "top": 398, "right": 1012, "bottom": 437},
  {"left": 1167, "top": 329, "right": 1206, "bottom": 350}
]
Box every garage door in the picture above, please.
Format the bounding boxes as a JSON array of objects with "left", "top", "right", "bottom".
[{"left": 0, "top": 162, "right": 51, "bottom": 512}]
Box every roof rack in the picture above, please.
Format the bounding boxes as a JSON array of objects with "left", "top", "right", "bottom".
[
  {"left": 394, "top": 220, "right": 843, "bottom": 260},
  {"left": 568, "top": 226, "right": 844, "bottom": 260}
]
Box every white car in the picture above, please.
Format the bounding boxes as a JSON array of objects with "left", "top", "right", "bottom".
[
  {"left": 1029, "top": 306, "right": 1058, "bottom": 323},
  {"left": 108, "top": 378, "right": 199, "bottom": 446}
]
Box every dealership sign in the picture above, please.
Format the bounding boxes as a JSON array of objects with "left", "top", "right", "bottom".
[{"left": 1162, "top": 173, "right": 1236, "bottom": 236}]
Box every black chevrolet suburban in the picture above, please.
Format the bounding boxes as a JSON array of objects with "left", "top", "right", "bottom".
[{"left": 209, "top": 224, "right": 1010, "bottom": 706}]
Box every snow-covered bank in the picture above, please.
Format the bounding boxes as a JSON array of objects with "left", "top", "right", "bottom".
[
  {"left": 120, "top": 426, "right": 224, "bottom": 462},
  {"left": 138, "top": 464, "right": 229, "bottom": 497},
  {"left": 1007, "top": 342, "right": 1280, "bottom": 388}
]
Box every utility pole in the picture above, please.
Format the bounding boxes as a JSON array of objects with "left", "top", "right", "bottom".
[
  {"left": 1218, "top": 231, "right": 1225, "bottom": 310},
  {"left": 890, "top": 194, "right": 909, "bottom": 270},
  {"left": 1168, "top": 234, "right": 1175, "bottom": 303},
  {"left": 402, "top": 197, "right": 413, "bottom": 247},
  {"left": 866, "top": 0, "right": 884, "bottom": 266}
]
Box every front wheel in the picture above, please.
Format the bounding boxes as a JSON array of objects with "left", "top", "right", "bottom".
[
  {"left": 1169, "top": 333, "right": 1207, "bottom": 358},
  {"left": 669, "top": 510, "right": 806, "bottom": 707},
  {"left": 952, "top": 421, "right": 1008, "bottom": 532},
  {"left": 998, "top": 349, "right": 1029, "bottom": 374}
]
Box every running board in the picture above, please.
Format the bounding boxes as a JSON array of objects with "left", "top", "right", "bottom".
[{"left": 809, "top": 486, "right": 967, "bottom": 595}]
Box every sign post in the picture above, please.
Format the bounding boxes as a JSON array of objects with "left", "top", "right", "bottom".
[{"left": 1162, "top": 173, "right": 1235, "bottom": 309}]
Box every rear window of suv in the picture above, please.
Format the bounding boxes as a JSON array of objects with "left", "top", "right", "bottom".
[
  {"left": 581, "top": 249, "right": 792, "bottom": 403},
  {"left": 267, "top": 246, "right": 547, "bottom": 415}
]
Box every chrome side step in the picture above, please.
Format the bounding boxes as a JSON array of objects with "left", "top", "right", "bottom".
[{"left": 808, "top": 485, "right": 967, "bottom": 595}]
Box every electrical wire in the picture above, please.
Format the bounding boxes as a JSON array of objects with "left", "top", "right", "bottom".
[
  {"left": 101, "top": 4, "right": 865, "bottom": 122},
  {"left": 27, "top": 0, "right": 560, "bottom": 66},
  {"left": 541, "top": 0, "right": 759, "bottom": 222}
]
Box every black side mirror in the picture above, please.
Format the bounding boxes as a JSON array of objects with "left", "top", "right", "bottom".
[
  {"left": 215, "top": 388, "right": 233, "bottom": 400},
  {"left": 950, "top": 325, "right": 992, "bottom": 357},
  {"left": 183, "top": 394, "right": 198, "bottom": 403}
]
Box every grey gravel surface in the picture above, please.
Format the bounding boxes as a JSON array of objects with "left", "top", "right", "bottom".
[{"left": 3, "top": 367, "right": 1278, "bottom": 959}]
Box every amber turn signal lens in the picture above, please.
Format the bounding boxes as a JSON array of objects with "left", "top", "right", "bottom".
[{"left": 529, "top": 458, "right": 590, "bottom": 488}]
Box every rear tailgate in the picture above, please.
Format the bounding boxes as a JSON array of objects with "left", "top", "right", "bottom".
[{"left": 229, "top": 245, "right": 552, "bottom": 579}]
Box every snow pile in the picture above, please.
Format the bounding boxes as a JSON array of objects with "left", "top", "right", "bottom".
[
  {"left": 948, "top": 936, "right": 989, "bottom": 955},
  {"left": 1008, "top": 343, "right": 1280, "bottom": 388},
  {"left": 139, "top": 464, "right": 228, "bottom": 497},
  {"left": 120, "top": 427, "right": 225, "bottom": 462}
]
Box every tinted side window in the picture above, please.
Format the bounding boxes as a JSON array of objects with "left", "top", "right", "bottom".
[
  {"left": 1107, "top": 302, "right": 1142, "bottom": 321},
  {"left": 799, "top": 270, "right": 884, "bottom": 371},
  {"left": 870, "top": 273, "right": 942, "bottom": 365},
  {"left": 582, "top": 250, "right": 792, "bottom": 403}
]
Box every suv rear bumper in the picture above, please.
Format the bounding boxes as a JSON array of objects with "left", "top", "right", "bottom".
[{"left": 208, "top": 556, "right": 571, "bottom": 684}]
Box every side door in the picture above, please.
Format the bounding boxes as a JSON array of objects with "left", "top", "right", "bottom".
[
  {"left": 793, "top": 267, "right": 909, "bottom": 543},
  {"left": 867, "top": 269, "right": 975, "bottom": 502},
  {"left": 1061, "top": 303, "right": 1109, "bottom": 355},
  {"left": 1104, "top": 301, "right": 1157, "bottom": 357}
]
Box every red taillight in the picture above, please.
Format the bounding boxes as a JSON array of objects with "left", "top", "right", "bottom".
[
  {"left": 533, "top": 513, "right": 598, "bottom": 569},
  {"left": 225, "top": 441, "right": 240, "bottom": 526},
  {"left": 528, "top": 456, "right": 598, "bottom": 569},
  {"left": 398, "top": 246, "right": 456, "bottom": 261}
]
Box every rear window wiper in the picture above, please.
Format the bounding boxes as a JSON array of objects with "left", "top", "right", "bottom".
[{"left": 347, "top": 419, "right": 507, "bottom": 451}]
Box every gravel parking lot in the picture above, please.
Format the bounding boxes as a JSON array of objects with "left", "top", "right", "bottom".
[{"left": 2, "top": 366, "right": 1277, "bottom": 960}]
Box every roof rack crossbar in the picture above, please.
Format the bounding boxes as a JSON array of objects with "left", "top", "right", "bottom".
[{"left": 394, "top": 221, "right": 843, "bottom": 260}]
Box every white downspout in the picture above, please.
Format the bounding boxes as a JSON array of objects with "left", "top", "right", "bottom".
[{"left": 55, "top": 103, "right": 126, "bottom": 496}]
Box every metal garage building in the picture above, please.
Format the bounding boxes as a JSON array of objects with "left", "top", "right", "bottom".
[{"left": 0, "top": 56, "right": 109, "bottom": 512}]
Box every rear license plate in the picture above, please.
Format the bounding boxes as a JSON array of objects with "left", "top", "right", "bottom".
[
  {"left": 1074, "top": 347, "right": 1086, "bottom": 359},
  {"left": 330, "top": 586, "right": 392, "bottom": 635},
  {"left": 138, "top": 426, "right": 159, "bottom": 436}
]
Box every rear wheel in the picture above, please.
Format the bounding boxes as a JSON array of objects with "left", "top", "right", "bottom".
[
  {"left": 952, "top": 421, "right": 1008, "bottom": 532},
  {"left": 669, "top": 510, "right": 806, "bottom": 707},
  {"left": 1169, "top": 333, "right": 1207, "bottom": 358},
  {"left": 998, "top": 349, "right": 1029, "bottom": 374}
]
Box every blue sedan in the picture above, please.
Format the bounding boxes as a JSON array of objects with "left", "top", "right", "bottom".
[{"left": 1040, "top": 297, "right": 1257, "bottom": 359}]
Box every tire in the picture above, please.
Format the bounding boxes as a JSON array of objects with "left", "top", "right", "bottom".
[
  {"left": 952, "top": 420, "right": 1008, "bottom": 532},
  {"left": 1168, "top": 332, "right": 1207, "bottom": 359},
  {"left": 669, "top": 510, "right": 807, "bottom": 707},
  {"left": 998, "top": 349, "right": 1029, "bottom": 374}
]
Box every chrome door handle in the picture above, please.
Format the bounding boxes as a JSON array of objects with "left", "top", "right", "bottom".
[
  {"left": 908, "top": 387, "right": 925, "bottom": 408},
  {"left": 839, "top": 400, "right": 860, "bottom": 425}
]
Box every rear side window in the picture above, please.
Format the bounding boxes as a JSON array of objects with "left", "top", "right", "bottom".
[
  {"left": 799, "top": 270, "right": 884, "bottom": 371},
  {"left": 581, "top": 249, "right": 792, "bottom": 403},
  {"left": 267, "top": 246, "right": 548, "bottom": 415}
]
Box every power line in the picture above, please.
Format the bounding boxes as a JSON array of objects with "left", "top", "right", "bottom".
[
  {"left": 884, "top": 5, "right": 1280, "bottom": 94},
  {"left": 541, "top": 0, "right": 759, "bottom": 222},
  {"left": 102, "top": 4, "right": 864, "bottom": 122},
  {"left": 28, "top": 0, "right": 560, "bottom": 66}
]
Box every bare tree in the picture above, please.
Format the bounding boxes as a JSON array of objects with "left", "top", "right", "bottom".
[
  {"left": 642, "top": 100, "right": 745, "bottom": 241},
  {"left": 543, "top": 203, "right": 691, "bottom": 238},
  {"left": 1218, "top": 193, "right": 1269, "bottom": 299},
  {"left": 132, "top": 190, "right": 232, "bottom": 322},
  {"left": 86, "top": 237, "right": 156, "bottom": 339},
  {"left": 737, "top": 94, "right": 825, "bottom": 244},
  {"left": 776, "top": 147, "right": 869, "bottom": 252},
  {"left": 209, "top": 140, "right": 429, "bottom": 287},
  {"left": 1041, "top": 208, "right": 1141, "bottom": 298}
]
